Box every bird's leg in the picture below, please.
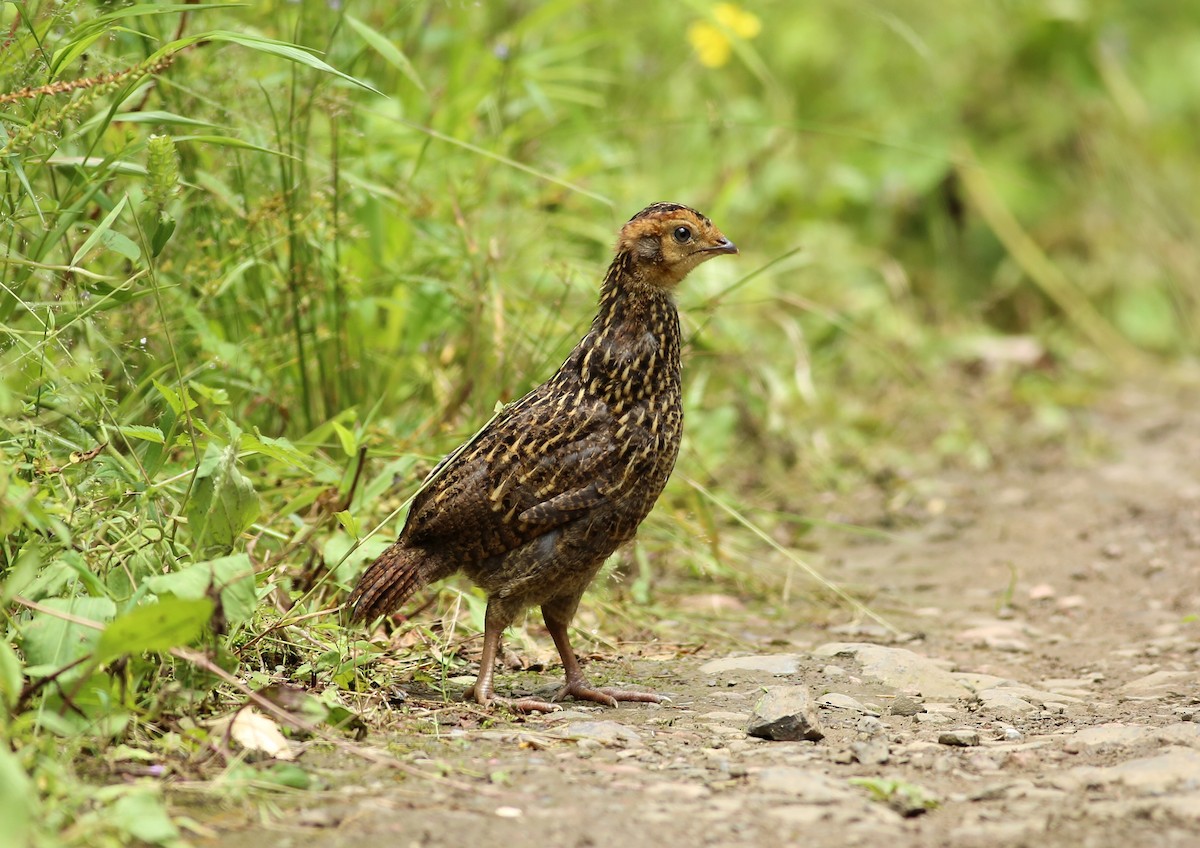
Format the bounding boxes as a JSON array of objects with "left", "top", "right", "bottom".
[
  {"left": 543, "top": 595, "right": 666, "bottom": 707},
  {"left": 469, "top": 598, "right": 560, "bottom": 714}
]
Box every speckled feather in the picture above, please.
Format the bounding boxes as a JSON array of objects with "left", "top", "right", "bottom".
[{"left": 349, "top": 203, "right": 732, "bottom": 624}]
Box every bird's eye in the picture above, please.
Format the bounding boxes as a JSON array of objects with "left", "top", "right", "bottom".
[{"left": 672, "top": 226, "right": 693, "bottom": 244}]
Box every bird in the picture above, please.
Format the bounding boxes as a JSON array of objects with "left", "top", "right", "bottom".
[{"left": 349, "top": 202, "right": 737, "bottom": 712}]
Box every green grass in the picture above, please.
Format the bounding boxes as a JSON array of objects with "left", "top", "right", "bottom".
[{"left": 3, "top": 1, "right": 1200, "bottom": 844}]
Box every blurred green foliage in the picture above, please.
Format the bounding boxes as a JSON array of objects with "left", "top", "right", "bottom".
[{"left": 2, "top": 1, "right": 1199, "bottom": 844}]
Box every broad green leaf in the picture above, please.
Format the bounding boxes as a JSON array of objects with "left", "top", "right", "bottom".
[
  {"left": 242, "top": 431, "right": 314, "bottom": 472},
  {"left": 331, "top": 421, "right": 357, "bottom": 456},
  {"left": 152, "top": 378, "right": 197, "bottom": 415},
  {"left": 335, "top": 510, "right": 361, "bottom": 539},
  {"left": 19, "top": 596, "right": 116, "bottom": 670},
  {"left": 95, "top": 597, "right": 214, "bottom": 663},
  {"left": 107, "top": 791, "right": 179, "bottom": 846},
  {"left": 147, "top": 554, "right": 256, "bottom": 625},
  {"left": 186, "top": 442, "right": 260, "bottom": 549},
  {"left": 118, "top": 424, "right": 165, "bottom": 444},
  {"left": 0, "top": 747, "right": 34, "bottom": 848}
]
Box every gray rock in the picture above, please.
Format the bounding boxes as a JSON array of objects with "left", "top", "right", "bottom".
[
  {"left": 938, "top": 729, "right": 981, "bottom": 747},
  {"left": 817, "top": 693, "right": 879, "bottom": 715},
  {"left": 977, "top": 689, "right": 1037, "bottom": 714},
  {"left": 700, "top": 654, "right": 801, "bottom": 676},
  {"left": 813, "top": 643, "right": 971, "bottom": 700},
  {"left": 890, "top": 695, "right": 926, "bottom": 716},
  {"left": 554, "top": 720, "right": 643, "bottom": 748},
  {"left": 1062, "top": 722, "right": 1152, "bottom": 754},
  {"left": 851, "top": 738, "right": 890, "bottom": 765},
  {"left": 747, "top": 685, "right": 825, "bottom": 742},
  {"left": 1120, "top": 670, "right": 1194, "bottom": 697},
  {"left": 1060, "top": 747, "right": 1200, "bottom": 795}
]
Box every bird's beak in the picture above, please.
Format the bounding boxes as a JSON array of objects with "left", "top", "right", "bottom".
[{"left": 702, "top": 237, "right": 738, "bottom": 256}]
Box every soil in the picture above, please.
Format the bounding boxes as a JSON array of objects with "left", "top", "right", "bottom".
[{"left": 196, "top": 378, "right": 1200, "bottom": 848}]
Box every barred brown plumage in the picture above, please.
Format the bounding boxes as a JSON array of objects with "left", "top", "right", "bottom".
[{"left": 349, "top": 202, "right": 737, "bottom": 712}]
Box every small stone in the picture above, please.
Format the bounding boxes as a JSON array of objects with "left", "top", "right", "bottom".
[
  {"left": 817, "top": 693, "right": 879, "bottom": 715},
  {"left": 856, "top": 716, "right": 885, "bottom": 736},
  {"left": 978, "top": 689, "right": 1037, "bottom": 714},
  {"left": 1120, "top": 670, "right": 1193, "bottom": 697},
  {"left": 494, "top": 807, "right": 523, "bottom": 819},
  {"left": 956, "top": 622, "right": 1031, "bottom": 653},
  {"left": 851, "top": 738, "right": 890, "bottom": 765},
  {"left": 1062, "top": 722, "right": 1150, "bottom": 754},
  {"left": 938, "top": 729, "right": 981, "bottom": 747},
  {"left": 700, "top": 655, "right": 800, "bottom": 676},
  {"left": 890, "top": 695, "right": 926, "bottom": 717},
  {"left": 1028, "top": 583, "right": 1056, "bottom": 601},
  {"left": 748, "top": 686, "right": 825, "bottom": 742},
  {"left": 812, "top": 643, "right": 970, "bottom": 700},
  {"left": 555, "top": 721, "right": 643, "bottom": 748},
  {"left": 1056, "top": 595, "right": 1087, "bottom": 610}
]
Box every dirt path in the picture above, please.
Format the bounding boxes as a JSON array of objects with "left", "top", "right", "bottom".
[{"left": 199, "top": 379, "right": 1200, "bottom": 848}]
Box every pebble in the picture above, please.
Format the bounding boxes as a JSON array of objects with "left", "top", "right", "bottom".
[
  {"left": 812, "top": 643, "right": 971, "bottom": 700},
  {"left": 817, "top": 693, "right": 879, "bottom": 716},
  {"left": 890, "top": 695, "right": 926, "bottom": 716},
  {"left": 1059, "top": 748, "right": 1200, "bottom": 795},
  {"left": 955, "top": 622, "right": 1031, "bottom": 653},
  {"left": 938, "top": 729, "right": 981, "bottom": 747},
  {"left": 554, "top": 721, "right": 643, "bottom": 748},
  {"left": 747, "top": 685, "right": 825, "bottom": 742},
  {"left": 699, "top": 654, "right": 801, "bottom": 676},
  {"left": 977, "top": 689, "right": 1037, "bottom": 714},
  {"left": 851, "top": 738, "right": 890, "bottom": 765},
  {"left": 1120, "top": 670, "right": 1194, "bottom": 697}
]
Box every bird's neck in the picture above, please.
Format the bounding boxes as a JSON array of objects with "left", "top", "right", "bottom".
[{"left": 569, "top": 251, "right": 682, "bottom": 410}]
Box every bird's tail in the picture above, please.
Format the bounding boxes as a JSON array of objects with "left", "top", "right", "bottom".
[{"left": 347, "top": 543, "right": 434, "bottom": 623}]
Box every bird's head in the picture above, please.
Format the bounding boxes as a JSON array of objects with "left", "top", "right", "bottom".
[{"left": 616, "top": 202, "right": 738, "bottom": 288}]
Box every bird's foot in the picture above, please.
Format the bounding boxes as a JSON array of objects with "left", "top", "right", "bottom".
[
  {"left": 469, "top": 686, "right": 562, "bottom": 714},
  {"left": 492, "top": 696, "right": 563, "bottom": 714},
  {"left": 555, "top": 680, "right": 668, "bottom": 708}
]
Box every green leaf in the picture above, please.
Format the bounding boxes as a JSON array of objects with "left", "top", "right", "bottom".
[
  {"left": 152, "top": 378, "right": 197, "bottom": 415},
  {"left": 107, "top": 790, "right": 180, "bottom": 846},
  {"left": 95, "top": 597, "right": 214, "bottom": 663},
  {"left": 153, "top": 31, "right": 382, "bottom": 95},
  {"left": 19, "top": 596, "right": 116, "bottom": 670},
  {"left": 0, "top": 640, "right": 23, "bottom": 713},
  {"left": 71, "top": 195, "right": 137, "bottom": 266},
  {"left": 151, "top": 213, "right": 176, "bottom": 257},
  {"left": 0, "top": 747, "right": 34, "bottom": 848},
  {"left": 147, "top": 554, "right": 256, "bottom": 625},
  {"left": 118, "top": 424, "right": 165, "bottom": 444},
  {"left": 242, "top": 430, "right": 314, "bottom": 472},
  {"left": 331, "top": 421, "right": 357, "bottom": 456},
  {"left": 186, "top": 442, "right": 261, "bottom": 549},
  {"left": 345, "top": 14, "right": 426, "bottom": 92},
  {"left": 335, "top": 510, "right": 361, "bottom": 539}
]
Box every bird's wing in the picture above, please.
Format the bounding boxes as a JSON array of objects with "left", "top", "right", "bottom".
[{"left": 398, "top": 386, "right": 627, "bottom": 559}]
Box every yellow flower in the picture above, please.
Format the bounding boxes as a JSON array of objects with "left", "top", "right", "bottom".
[
  {"left": 688, "top": 22, "right": 732, "bottom": 68},
  {"left": 714, "top": 3, "right": 762, "bottom": 39},
  {"left": 687, "top": 4, "right": 762, "bottom": 68}
]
